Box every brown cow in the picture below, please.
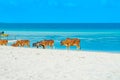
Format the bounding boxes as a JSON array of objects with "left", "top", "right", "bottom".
[
  {"left": 0, "top": 40, "right": 8, "bottom": 45},
  {"left": 60, "top": 38, "right": 80, "bottom": 50},
  {"left": 34, "top": 40, "right": 54, "bottom": 49},
  {"left": 32, "top": 42, "right": 42, "bottom": 48},
  {"left": 12, "top": 40, "right": 30, "bottom": 47},
  {"left": 11, "top": 43, "right": 19, "bottom": 47}
]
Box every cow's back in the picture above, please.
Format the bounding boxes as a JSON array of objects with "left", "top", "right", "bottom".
[
  {"left": 16, "top": 40, "right": 30, "bottom": 46},
  {"left": 63, "top": 38, "right": 80, "bottom": 46},
  {"left": 0, "top": 40, "right": 8, "bottom": 45},
  {"left": 71, "top": 38, "right": 80, "bottom": 45},
  {"left": 39, "top": 40, "right": 54, "bottom": 46}
]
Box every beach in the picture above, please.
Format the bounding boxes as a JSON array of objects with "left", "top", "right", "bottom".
[{"left": 0, "top": 46, "right": 120, "bottom": 80}]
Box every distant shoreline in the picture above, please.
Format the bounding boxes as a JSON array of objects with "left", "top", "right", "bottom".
[
  {"left": 5, "top": 30, "right": 120, "bottom": 33},
  {"left": 0, "top": 23, "right": 120, "bottom": 32}
]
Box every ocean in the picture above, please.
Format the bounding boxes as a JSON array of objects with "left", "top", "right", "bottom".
[{"left": 0, "top": 23, "right": 120, "bottom": 52}]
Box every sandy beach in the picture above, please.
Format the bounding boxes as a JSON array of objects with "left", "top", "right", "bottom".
[{"left": 0, "top": 46, "right": 120, "bottom": 80}]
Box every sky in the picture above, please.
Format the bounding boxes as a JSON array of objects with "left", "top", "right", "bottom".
[{"left": 0, "top": 0, "right": 120, "bottom": 23}]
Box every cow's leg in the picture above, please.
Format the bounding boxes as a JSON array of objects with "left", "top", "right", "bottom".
[
  {"left": 66, "top": 46, "right": 70, "bottom": 50},
  {"left": 27, "top": 44, "right": 30, "bottom": 47},
  {"left": 37, "top": 46, "right": 39, "bottom": 48},
  {"left": 50, "top": 45, "right": 53, "bottom": 49},
  {"left": 51, "top": 43, "right": 54, "bottom": 49},
  {"left": 77, "top": 45, "right": 80, "bottom": 50},
  {"left": 19, "top": 44, "right": 22, "bottom": 47},
  {"left": 22, "top": 44, "right": 24, "bottom": 47},
  {"left": 43, "top": 45, "right": 46, "bottom": 49}
]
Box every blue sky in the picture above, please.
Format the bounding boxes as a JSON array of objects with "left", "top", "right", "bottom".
[{"left": 0, "top": 0, "right": 120, "bottom": 23}]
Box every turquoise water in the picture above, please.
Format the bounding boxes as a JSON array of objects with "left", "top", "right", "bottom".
[
  {"left": 3, "top": 31, "right": 120, "bottom": 53},
  {"left": 0, "top": 23, "right": 120, "bottom": 52}
]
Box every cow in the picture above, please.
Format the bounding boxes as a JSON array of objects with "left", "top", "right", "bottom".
[
  {"left": 32, "top": 42, "right": 42, "bottom": 48},
  {"left": 11, "top": 43, "right": 19, "bottom": 47},
  {"left": 60, "top": 38, "right": 80, "bottom": 50},
  {"left": 12, "top": 40, "right": 30, "bottom": 47},
  {"left": 0, "top": 40, "right": 8, "bottom": 45},
  {"left": 33, "top": 40, "right": 54, "bottom": 49}
]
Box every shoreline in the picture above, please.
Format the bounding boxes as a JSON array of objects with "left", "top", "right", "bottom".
[
  {"left": 0, "top": 46, "right": 119, "bottom": 54},
  {"left": 5, "top": 30, "right": 120, "bottom": 34},
  {"left": 1, "top": 46, "right": 120, "bottom": 54}
]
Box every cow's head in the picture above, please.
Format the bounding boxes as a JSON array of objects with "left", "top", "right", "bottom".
[{"left": 60, "top": 40, "right": 65, "bottom": 46}]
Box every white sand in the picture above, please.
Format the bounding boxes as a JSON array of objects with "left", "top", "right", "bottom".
[{"left": 0, "top": 46, "right": 120, "bottom": 80}]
